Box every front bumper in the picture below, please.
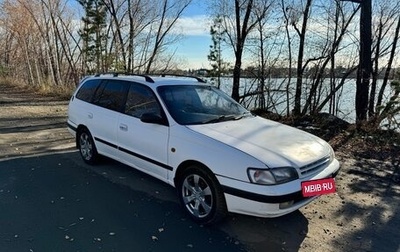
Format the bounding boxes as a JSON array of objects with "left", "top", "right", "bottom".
[{"left": 218, "top": 158, "right": 340, "bottom": 218}]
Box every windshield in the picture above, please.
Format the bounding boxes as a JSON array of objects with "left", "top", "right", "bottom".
[{"left": 157, "top": 85, "right": 252, "bottom": 125}]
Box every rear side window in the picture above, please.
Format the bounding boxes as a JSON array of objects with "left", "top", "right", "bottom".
[
  {"left": 93, "top": 80, "right": 128, "bottom": 112},
  {"left": 75, "top": 79, "right": 101, "bottom": 102}
]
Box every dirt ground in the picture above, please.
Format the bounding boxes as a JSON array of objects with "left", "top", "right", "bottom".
[{"left": 1, "top": 82, "right": 399, "bottom": 251}]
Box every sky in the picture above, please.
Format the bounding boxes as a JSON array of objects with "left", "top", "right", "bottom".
[{"left": 172, "top": 2, "right": 213, "bottom": 69}]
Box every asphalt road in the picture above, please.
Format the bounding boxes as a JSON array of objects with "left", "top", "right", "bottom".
[
  {"left": 0, "top": 82, "right": 309, "bottom": 251},
  {"left": 0, "top": 151, "right": 309, "bottom": 252},
  {"left": 2, "top": 82, "right": 400, "bottom": 251}
]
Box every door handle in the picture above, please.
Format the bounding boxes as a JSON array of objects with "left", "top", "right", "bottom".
[
  {"left": 87, "top": 113, "right": 93, "bottom": 119},
  {"left": 119, "top": 124, "right": 128, "bottom": 131}
]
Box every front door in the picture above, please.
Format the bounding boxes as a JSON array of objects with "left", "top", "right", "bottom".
[{"left": 116, "top": 83, "right": 170, "bottom": 181}]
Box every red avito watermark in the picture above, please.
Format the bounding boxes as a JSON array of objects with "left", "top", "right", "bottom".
[{"left": 301, "top": 178, "right": 336, "bottom": 197}]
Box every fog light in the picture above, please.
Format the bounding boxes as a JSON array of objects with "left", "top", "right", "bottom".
[{"left": 279, "top": 200, "right": 294, "bottom": 209}]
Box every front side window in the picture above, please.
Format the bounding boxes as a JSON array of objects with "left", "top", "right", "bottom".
[
  {"left": 158, "top": 85, "right": 251, "bottom": 125},
  {"left": 125, "top": 83, "right": 161, "bottom": 118}
]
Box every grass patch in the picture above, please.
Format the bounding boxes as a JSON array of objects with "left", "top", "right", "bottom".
[{"left": 0, "top": 77, "right": 74, "bottom": 100}]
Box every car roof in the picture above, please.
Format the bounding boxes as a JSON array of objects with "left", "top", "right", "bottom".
[{"left": 84, "top": 73, "right": 208, "bottom": 88}]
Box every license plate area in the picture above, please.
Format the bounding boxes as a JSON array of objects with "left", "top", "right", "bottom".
[{"left": 301, "top": 178, "right": 336, "bottom": 197}]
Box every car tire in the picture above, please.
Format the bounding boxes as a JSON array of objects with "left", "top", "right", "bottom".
[
  {"left": 77, "top": 128, "right": 98, "bottom": 164},
  {"left": 177, "top": 165, "right": 227, "bottom": 225}
]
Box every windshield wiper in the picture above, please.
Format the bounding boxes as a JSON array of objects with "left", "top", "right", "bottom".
[
  {"left": 233, "top": 112, "right": 253, "bottom": 121},
  {"left": 202, "top": 115, "right": 235, "bottom": 124},
  {"left": 203, "top": 113, "right": 252, "bottom": 124}
]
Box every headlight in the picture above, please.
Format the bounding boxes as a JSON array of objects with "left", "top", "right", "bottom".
[{"left": 247, "top": 167, "right": 299, "bottom": 185}]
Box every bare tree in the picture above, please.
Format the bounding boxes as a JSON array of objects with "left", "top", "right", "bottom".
[
  {"left": 280, "top": 0, "right": 293, "bottom": 116},
  {"left": 302, "top": 1, "right": 360, "bottom": 115},
  {"left": 369, "top": 1, "right": 400, "bottom": 118},
  {"left": 278, "top": 0, "right": 361, "bottom": 117},
  {"left": 209, "top": 0, "right": 270, "bottom": 102},
  {"left": 245, "top": 2, "right": 287, "bottom": 111},
  {"left": 0, "top": 0, "right": 86, "bottom": 88},
  {"left": 144, "top": 0, "right": 192, "bottom": 73},
  {"left": 102, "top": 0, "right": 128, "bottom": 71},
  {"left": 288, "top": 0, "right": 313, "bottom": 116},
  {"left": 96, "top": 0, "right": 192, "bottom": 74},
  {"left": 1, "top": 0, "right": 45, "bottom": 86},
  {"left": 372, "top": 4, "right": 400, "bottom": 128}
]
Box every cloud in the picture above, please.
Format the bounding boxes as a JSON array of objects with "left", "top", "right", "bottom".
[{"left": 173, "top": 15, "right": 212, "bottom": 37}]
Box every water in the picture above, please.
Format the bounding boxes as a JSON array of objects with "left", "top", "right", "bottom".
[{"left": 208, "top": 77, "right": 397, "bottom": 127}]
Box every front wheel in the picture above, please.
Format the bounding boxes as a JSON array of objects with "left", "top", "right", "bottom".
[
  {"left": 177, "top": 165, "right": 227, "bottom": 225},
  {"left": 77, "top": 128, "right": 98, "bottom": 164}
]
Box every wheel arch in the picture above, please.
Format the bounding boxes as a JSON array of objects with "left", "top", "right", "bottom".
[
  {"left": 173, "top": 161, "right": 226, "bottom": 198},
  {"left": 174, "top": 160, "right": 218, "bottom": 187}
]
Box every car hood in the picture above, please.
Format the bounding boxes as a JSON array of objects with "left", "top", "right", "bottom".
[{"left": 188, "top": 116, "right": 330, "bottom": 168}]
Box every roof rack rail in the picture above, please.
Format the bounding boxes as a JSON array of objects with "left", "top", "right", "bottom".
[
  {"left": 93, "top": 72, "right": 155, "bottom": 83},
  {"left": 160, "top": 74, "right": 206, "bottom": 83}
]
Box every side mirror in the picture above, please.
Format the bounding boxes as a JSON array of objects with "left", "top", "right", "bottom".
[{"left": 140, "top": 113, "right": 167, "bottom": 125}]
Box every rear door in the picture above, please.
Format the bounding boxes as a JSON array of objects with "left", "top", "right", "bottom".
[
  {"left": 116, "top": 83, "right": 170, "bottom": 181},
  {"left": 90, "top": 80, "right": 129, "bottom": 158}
]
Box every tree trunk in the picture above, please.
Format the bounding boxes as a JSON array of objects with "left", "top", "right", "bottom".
[
  {"left": 105, "top": 0, "right": 127, "bottom": 71},
  {"left": 293, "top": 0, "right": 313, "bottom": 116},
  {"left": 355, "top": 0, "right": 372, "bottom": 123},
  {"left": 281, "top": 0, "right": 292, "bottom": 116},
  {"left": 231, "top": 0, "right": 254, "bottom": 102}
]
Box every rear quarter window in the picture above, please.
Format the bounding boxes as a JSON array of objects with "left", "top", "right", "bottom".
[{"left": 75, "top": 79, "right": 102, "bottom": 102}]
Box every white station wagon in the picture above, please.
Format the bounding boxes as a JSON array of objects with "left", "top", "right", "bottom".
[{"left": 67, "top": 73, "right": 340, "bottom": 224}]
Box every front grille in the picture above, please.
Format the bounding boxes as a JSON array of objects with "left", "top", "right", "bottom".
[{"left": 299, "top": 156, "right": 331, "bottom": 177}]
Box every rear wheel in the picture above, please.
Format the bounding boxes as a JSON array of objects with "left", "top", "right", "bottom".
[
  {"left": 77, "top": 129, "right": 98, "bottom": 164},
  {"left": 177, "top": 165, "right": 227, "bottom": 225}
]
